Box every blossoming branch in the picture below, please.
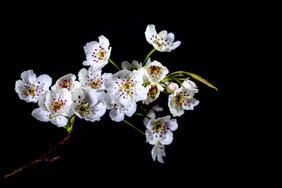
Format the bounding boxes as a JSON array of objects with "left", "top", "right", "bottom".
[{"left": 13, "top": 24, "right": 217, "bottom": 171}]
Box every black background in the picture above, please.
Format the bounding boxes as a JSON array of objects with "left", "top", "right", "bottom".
[{"left": 1, "top": 2, "right": 248, "bottom": 187}]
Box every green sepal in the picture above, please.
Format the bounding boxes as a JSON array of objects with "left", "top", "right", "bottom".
[{"left": 63, "top": 115, "right": 76, "bottom": 133}]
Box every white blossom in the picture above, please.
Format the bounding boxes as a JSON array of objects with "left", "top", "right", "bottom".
[
  {"left": 32, "top": 89, "right": 73, "bottom": 127},
  {"left": 145, "top": 115, "right": 178, "bottom": 146},
  {"left": 78, "top": 67, "right": 112, "bottom": 91},
  {"left": 144, "top": 60, "right": 169, "bottom": 84},
  {"left": 51, "top": 73, "right": 81, "bottom": 92},
  {"left": 71, "top": 87, "right": 106, "bottom": 122},
  {"left": 168, "top": 87, "right": 199, "bottom": 117},
  {"left": 144, "top": 83, "right": 164, "bottom": 105},
  {"left": 82, "top": 35, "right": 112, "bottom": 71},
  {"left": 145, "top": 115, "right": 178, "bottom": 163},
  {"left": 105, "top": 94, "right": 137, "bottom": 122},
  {"left": 145, "top": 24, "right": 181, "bottom": 52},
  {"left": 15, "top": 70, "right": 52, "bottom": 103},
  {"left": 105, "top": 69, "right": 147, "bottom": 108}
]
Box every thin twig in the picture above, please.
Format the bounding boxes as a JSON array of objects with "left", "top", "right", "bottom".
[{"left": 3, "top": 133, "right": 71, "bottom": 179}]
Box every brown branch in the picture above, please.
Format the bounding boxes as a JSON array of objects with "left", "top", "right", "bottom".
[{"left": 3, "top": 133, "right": 72, "bottom": 179}]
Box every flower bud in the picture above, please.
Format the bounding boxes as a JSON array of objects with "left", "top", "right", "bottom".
[{"left": 166, "top": 82, "right": 179, "bottom": 94}]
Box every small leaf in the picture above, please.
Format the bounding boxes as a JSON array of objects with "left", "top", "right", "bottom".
[{"left": 184, "top": 72, "right": 218, "bottom": 91}]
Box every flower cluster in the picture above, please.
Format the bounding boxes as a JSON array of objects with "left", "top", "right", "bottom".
[{"left": 15, "top": 24, "right": 217, "bottom": 163}]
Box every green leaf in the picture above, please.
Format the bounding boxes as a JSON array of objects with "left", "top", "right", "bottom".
[
  {"left": 167, "top": 71, "right": 218, "bottom": 91},
  {"left": 185, "top": 72, "right": 218, "bottom": 91}
]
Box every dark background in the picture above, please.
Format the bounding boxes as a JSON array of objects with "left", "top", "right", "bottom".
[{"left": 1, "top": 2, "right": 250, "bottom": 187}]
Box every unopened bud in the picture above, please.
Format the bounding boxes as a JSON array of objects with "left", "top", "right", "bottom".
[{"left": 166, "top": 83, "right": 179, "bottom": 94}]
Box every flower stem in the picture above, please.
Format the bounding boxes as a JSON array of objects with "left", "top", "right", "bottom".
[
  {"left": 122, "top": 120, "right": 145, "bottom": 136},
  {"left": 108, "top": 58, "right": 121, "bottom": 71},
  {"left": 163, "top": 76, "right": 182, "bottom": 85},
  {"left": 143, "top": 48, "right": 156, "bottom": 66},
  {"left": 134, "top": 112, "right": 151, "bottom": 120}
]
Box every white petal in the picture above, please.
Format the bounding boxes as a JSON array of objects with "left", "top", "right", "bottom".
[
  {"left": 160, "top": 131, "right": 173, "bottom": 145},
  {"left": 98, "top": 35, "right": 110, "bottom": 48},
  {"left": 121, "top": 61, "right": 131, "bottom": 70},
  {"left": 91, "top": 101, "right": 106, "bottom": 117},
  {"left": 78, "top": 68, "right": 88, "bottom": 86},
  {"left": 124, "top": 101, "right": 137, "bottom": 117},
  {"left": 145, "top": 130, "right": 159, "bottom": 145},
  {"left": 37, "top": 74, "right": 52, "bottom": 90},
  {"left": 145, "top": 24, "right": 157, "bottom": 44},
  {"left": 84, "top": 41, "right": 98, "bottom": 57},
  {"left": 38, "top": 91, "right": 49, "bottom": 111},
  {"left": 159, "top": 30, "right": 168, "bottom": 38},
  {"left": 89, "top": 61, "right": 108, "bottom": 72},
  {"left": 82, "top": 59, "right": 93, "bottom": 66},
  {"left": 166, "top": 32, "right": 175, "bottom": 42},
  {"left": 166, "top": 118, "right": 178, "bottom": 131},
  {"left": 32, "top": 108, "right": 50, "bottom": 122},
  {"left": 183, "top": 98, "right": 199, "bottom": 111},
  {"left": 151, "top": 144, "right": 166, "bottom": 163},
  {"left": 109, "top": 106, "right": 125, "bottom": 122},
  {"left": 170, "top": 41, "right": 181, "bottom": 51},
  {"left": 15, "top": 80, "right": 27, "bottom": 101},
  {"left": 50, "top": 116, "right": 68, "bottom": 127},
  {"left": 21, "top": 70, "right": 36, "bottom": 82}
]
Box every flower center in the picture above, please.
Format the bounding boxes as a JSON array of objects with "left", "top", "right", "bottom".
[
  {"left": 152, "top": 121, "right": 164, "bottom": 133},
  {"left": 174, "top": 93, "right": 184, "bottom": 106},
  {"left": 148, "top": 85, "right": 158, "bottom": 99},
  {"left": 92, "top": 46, "right": 107, "bottom": 62},
  {"left": 118, "top": 77, "right": 136, "bottom": 100},
  {"left": 24, "top": 82, "right": 39, "bottom": 97},
  {"left": 149, "top": 34, "right": 171, "bottom": 48},
  {"left": 51, "top": 97, "right": 66, "bottom": 113},
  {"left": 90, "top": 80, "right": 101, "bottom": 89},
  {"left": 149, "top": 65, "right": 160, "bottom": 78},
  {"left": 96, "top": 49, "right": 106, "bottom": 59},
  {"left": 152, "top": 121, "right": 169, "bottom": 138},
  {"left": 60, "top": 80, "right": 72, "bottom": 90},
  {"left": 76, "top": 102, "right": 90, "bottom": 116}
]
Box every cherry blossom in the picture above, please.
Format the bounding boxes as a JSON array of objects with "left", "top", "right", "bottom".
[
  {"left": 51, "top": 73, "right": 81, "bottom": 92},
  {"left": 105, "top": 69, "right": 147, "bottom": 108},
  {"left": 78, "top": 67, "right": 112, "bottom": 91},
  {"left": 71, "top": 87, "right": 106, "bottom": 122},
  {"left": 15, "top": 70, "right": 52, "bottom": 103},
  {"left": 82, "top": 35, "right": 112, "bottom": 71},
  {"left": 105, "top": 94, "right": 137, "bottom": 122},
  {"left": 144, "top": 115, "right": 178, "bottom": 163},
  {"left": 168, "top": 87, "right": 199, "bottom": 117},
  {"left": 32, "top": 89, "right": 73, "bottom": 127},
  {"left": 143, "top": 83, "right": 164, "bottom": 105},
  {"left": 145, "top": 24, "right": 181, "bottom": 52},
  {"left": 144, "top": 60, "right": 169, "bottom": 84}
]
